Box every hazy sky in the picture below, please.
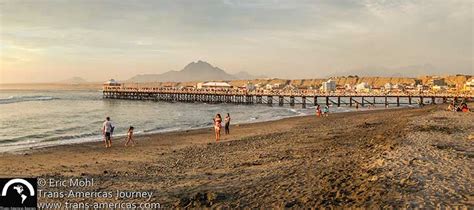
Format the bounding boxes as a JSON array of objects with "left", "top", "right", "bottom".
[{"left": 0, "top": 0, "right": 472, "bottom": 83}]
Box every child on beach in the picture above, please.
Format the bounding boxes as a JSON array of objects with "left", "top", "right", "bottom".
[
  {"left": 125, "top": 126, "right": 136, "bottom": 146},
  {"left": 213, "top": 114, "right": 222, "bottom": 142}
]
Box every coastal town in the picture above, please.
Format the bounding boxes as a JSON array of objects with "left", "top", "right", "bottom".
[{"left": 105, "top": 75, "right": 474, "bottom": 96}]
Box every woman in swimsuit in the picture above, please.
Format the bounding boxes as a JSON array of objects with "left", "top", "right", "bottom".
[
  {"left": 213, "top": 114, "right": 222, "bottom": 142},
  {"left": 125, "top": 126, "right": 136, "bottom": 146}
]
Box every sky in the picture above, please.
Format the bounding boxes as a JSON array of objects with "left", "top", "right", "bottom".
[{"left": 0, "top": 0, "right": 472, "bottom": 83}]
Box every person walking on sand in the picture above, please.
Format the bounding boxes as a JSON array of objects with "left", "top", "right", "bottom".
[
  {"left": 224, "top": 113, "right": 231, "bottom": 135},
  {"left": 125, "top": 126, "right": 136, "bottom": 146},
  {"left": 102, "top": 117, "right": 114, "bottom": 148},
  {"left": 213, "top": 114, "right": 222, "bottom": 142}
]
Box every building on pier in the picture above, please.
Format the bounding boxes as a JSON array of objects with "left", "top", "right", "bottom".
[
  {"left": 103, "top": 79, "right": 121, "bottom": 89},
  {"left": 196, "top": 82, "right": 232, "bottom": 89}
]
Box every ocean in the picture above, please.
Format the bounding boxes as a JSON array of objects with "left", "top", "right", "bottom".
[
  {"left": 0, "top": 89, "right": 309, "bottom": 152},
  {"left": 0, "top": 89, "right": 417, "bottom": 153}
]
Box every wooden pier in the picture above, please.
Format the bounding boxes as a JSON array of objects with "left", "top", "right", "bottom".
[{"left": 103, "top": 86, "right": 473, "bottom": 108}]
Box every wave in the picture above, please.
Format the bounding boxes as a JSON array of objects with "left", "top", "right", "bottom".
[{"left": 0, "top": 95, "right": 56, "bottom": 104}]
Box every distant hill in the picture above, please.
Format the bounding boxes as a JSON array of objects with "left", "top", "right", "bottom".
[
  {"left": 59, "top": 77, "right": 88, "bottom": 84},
  {"left": 233, "top": 71, "right": 267, "bottom": 80},
  {"left": 128, "top": 61, "right": 264, "bottom": 82}
]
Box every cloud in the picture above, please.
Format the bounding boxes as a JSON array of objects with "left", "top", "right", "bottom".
[{"left": 0, "top": 0, "right": 472, "bottom": 83}]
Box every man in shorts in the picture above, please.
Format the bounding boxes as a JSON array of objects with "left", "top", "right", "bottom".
[{"left": 102, "top": 117, "right": 114, "bottom": 148}]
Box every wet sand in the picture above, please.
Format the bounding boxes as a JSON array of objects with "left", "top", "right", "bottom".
[{"left": 0, "top": 105, "right": 472, "bottom": 208}]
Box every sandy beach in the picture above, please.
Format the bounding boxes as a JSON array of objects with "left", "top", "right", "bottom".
[{"left": 0, "top": 105, "right": 472, "bottom": 208}]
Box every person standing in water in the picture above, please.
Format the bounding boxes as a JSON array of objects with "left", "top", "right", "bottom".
[
  {"left": 224, "top": 113, "right": 231, "bottom": 135},
  {"left": 102, "top": 117, "right": 114, "bottom": 148},
  {"left": 213, "top": 114, "right": 222, "bottom": 142}
]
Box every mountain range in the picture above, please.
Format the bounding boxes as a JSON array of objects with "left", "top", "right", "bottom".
[{"left": 127, "top": 60, "right": 265, "bottom": 82}]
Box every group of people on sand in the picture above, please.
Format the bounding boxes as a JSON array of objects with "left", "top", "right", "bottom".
[
  {"left": 213, "top": 113, "right": 231, "bottom": 142},
  {"left": 315, "top": 105, "right": 330, "bottom": 117},
  {"left": 101, "top": 117, "right": 136, "bottom": 148},
  {"left": 101, "top": 113, "right": 232, "bottom": 148},
  {"left": 447, "top": 101, "right": 470, "bottom": 112}
]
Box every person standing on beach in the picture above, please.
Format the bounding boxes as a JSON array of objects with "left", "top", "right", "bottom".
[
  {"left": 102, "top": 117, "right": 114, "bottom": 148},
  {"left": 213, "top": 114, "right": 222, "bottom": 142},
  {"left": 323, "top": 105, "right": 329, "bottom": 117},
  {"left": 316, "top": 105, "right": 322, "bottom": 117},
  {"left": 224, "top": 113, "right": 231, "bottom": 135}
]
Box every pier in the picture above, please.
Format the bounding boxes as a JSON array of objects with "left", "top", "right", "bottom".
[{"left": 103, "top": 86, "right": 473, "bottom": 108}]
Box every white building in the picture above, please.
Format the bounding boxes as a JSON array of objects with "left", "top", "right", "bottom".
[
  {"left": 355, "top": 82, "right": 371, "bottom": 92},
  {"left": 103, "top": 79, "right": 121, "bottom": 89},
  {"left": 197, "top": 82, "right": 232, "bottom": 89},
  {"left": 321, "top": 79, "right": 336, "bottom": 93},
  {"left": 384, "top": 83, "right": 393, "bottom": 90}
]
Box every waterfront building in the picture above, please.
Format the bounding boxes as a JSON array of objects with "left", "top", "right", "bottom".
[{"left": 321, "top": 79, "right": 336, "bottom": 93}]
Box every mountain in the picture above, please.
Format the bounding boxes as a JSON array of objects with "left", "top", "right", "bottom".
[
  {"left": 59, "top": 77, "right": 88, "bottom": 84},
  {"left": 232, "top": 71, "right": 267, "bottom": 80},
  {"left": 128, "top": 61, "right": 239, "bottom": 82}
]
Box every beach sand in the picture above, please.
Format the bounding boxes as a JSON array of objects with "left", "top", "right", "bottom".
[{"left": 0, "top": 105, "right": 472, "bottom": 208}]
